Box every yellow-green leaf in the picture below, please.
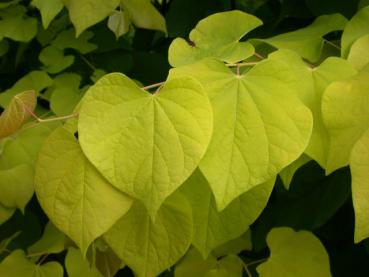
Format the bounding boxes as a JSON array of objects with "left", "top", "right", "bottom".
[
  {"left": 108, "top": 10, "right": 130, "bottom": 39},
  {"left": 169, "top": 59, "right": 312, "bottom": 210},
  {"left": 121, "top": 0, "right": 166, "bottom": 34},
  {"left": 341, "top": 5, "right": 369, "bottom": 57},
  {"left": 0, "top": 71, "right": 51, "bottom": 108},
  {"left": 257, "top": 227, "right": 331, "bottom": 277},
  {"left": 347, "top": 34, "right": 369, "bottom": 71},
  {"left": 0, "top": 164, "right": 34, "bottom": 211},
  {"left": 322, "top": 71, "right": 369, "bottom": 173},
  {"left": 78, "top": 73, "right": 213, "bottom": 217},
  {"left": 27, "top": 222, "right": 65, "bottom": 256},
  {"left": 63, "top": 0, "right": 120, "bottom": 36},
  {"left": 175, "top": 248, "right": 244, "bottom": 277},
  {"left": 0, "top": 250, "right": 63, "bottom": 277},
  {"left": 104, "top": 192, "right": 193, "bottom": 277},
  {"left": 181, "top": 169, "right": 274, "bottom": 257},
  {"left": 35, "top": 126, "right": 133, "bottom": 255},
  {"left": 32, "top": 0, "right": 64, "bottom": 29},
  {"left": 350, "top": 129, "right": 369, "bottom": 242},
  {"left": 254, "top": 14, "right": 347, "bottom": 62},
  {"left": 65, "top": 248, "right": 103, "bottom": 277},
  {"left": 168, "top": 11, "right": 262, "bottom": 67},
  {"left": 49, "top": 73, "right": 84, "bottom": 116}
]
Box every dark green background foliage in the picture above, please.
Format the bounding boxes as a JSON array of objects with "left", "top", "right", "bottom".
[{"left": 0, "top": 0, "right": 368, "bottom": 276}]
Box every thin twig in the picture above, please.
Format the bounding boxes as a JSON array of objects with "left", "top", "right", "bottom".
[
  {"left": 226, "top": 62, "right": 259, "bottom": 67},
  {"left": 25, "top": 106, "right": 78, "bottom": 123},
  {"left": 236, "top": 63, "right": 241, "bottom": 76},
  {"left": 254, "top": 52, "right": 265, "bottom": 60},
  {"left": 243, "top": 262, "right": 253, "bottom": 276},
  {"left": 245, "top": 258, "right": 267, "bottom": 267},
  {"left": 37, "top": 254, "right": 50, "bottom": 265},
  {"left": 323, "top": 39, "right": 341, "bottom": 51},
  {"left": 80, "top": 54, "right": 96, "bottom": 71},
  {"left": 142, "top": 82, "right": 165, "bottom": 91}
]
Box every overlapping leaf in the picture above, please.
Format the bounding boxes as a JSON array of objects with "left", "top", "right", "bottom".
[
  {"left": 341, "top": 5, "right": 369, "bottom": 57},
  {"left": 78, "top": 73, "right": 213, "bottom": 216},
  {"left": 251, "top": 50, "right": 357, "bottom": 168},
  {"left": 0, "top": 250, "right": 63, "bottom": 277},
  {"left": 253, "top": 14, "right": 347, "bottom": 62},
  {"left": 257, "top": 227, "right": 331, "bottom": 277},
  {"left": 62, "top": 0, "right": 120, "bottom": 36},
  {"left": 169, "top": 58, "right": 312, "bottom": 210},
  {"left": 350, "top": 129, "right": 369, "bottom": 242},
  {"left": 168, "top": 11, "right": 262, "bottom": 67},
  {"left": 0, "top": 5, "right": 37, "bottom": 42},
  {"left": 347, "top": 34, "right": 369, "bottom": 71},
  {"left": 322, "top": 71, "right": 369, "bottom": 173},
  {"left": 121, "top": 0, "right": 166, "bottom": 34},
  {"left": 175, "top": 248, "right": 244, "bottom": 277},
  {"left": 104, "top": 192, "right": 193, "bottom": 277},
  {"left": 0, "top": 71, "right": 51, "bottom": 108},
  {"left": 181, "top": 169, "right": 275, "bottom": 257},
  {"left": 31, "top": 0, "right": 64, "bottom": 29},
  {"left": 35, "top": 125, "right": 133, "bottom": 255}
]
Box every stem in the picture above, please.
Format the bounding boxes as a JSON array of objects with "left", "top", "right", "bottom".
[
  {"left": 243, "top": 263, "right": 252, "bottom": 276},
  {"left": 37, "top": 254, "right": 50, "bottom": 265},
  {"left": 254, "top": 52, "right": 265, "bottom": 60},
  {"left": 25, "top": 106, "right": 78, "bottom": 123},
  {"left": 245, "top": 258, "right": 267, "bottom": 267},
  {"left": 226, "top": 62, "right": 259, "bottom": 67},
  {"left": 142, "top": 82, "right": 165, "bottom": 91},
  {"left": 80, "top": 54, "right": 96, "bottom": 71},
  {"left": 323, "top": 39, "right": 341, "bottom": 51},
  {"left": 236, "top": 64, "right": 241, "bottom": 76}
]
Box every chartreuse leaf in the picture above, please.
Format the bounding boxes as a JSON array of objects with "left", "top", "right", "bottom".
[
  {"left": 257, "top": 227, "right": 331, "bottom": 277},
  {"left": 31, "top": 0, "right": 64, "bottom": 29},
  {"left": 169, "top": 59, "right": 312, "bottom": 210},
  {"left": 168, "top": 11, "right": 262, "bottom": 67},
  {"left": 35, "top": 125, "right": 133, "bottom": 255},
  {"left": 0, "top": 250, "right": 63, "bottom": 277},
  {"left": 252, "top": 50, "right": 357, "bottom": 168},
  {"left": 175, "top": 248, "right": 244, "bottom": 277},
  {"left": 322, "top": 71, "right": 369, "bottom": 173},
  {"left": 94, "top": 239, "right": 124, "bottom": 277},
  {"left": 39, "top": 46, "right": 74, "bottom": 74},
  {"left": 65, "top": 248, "right": 102, "bottom": 277},
  {"left": 0, "top": 122, "right": 59, "bottom": 168},
  {"left": 50, "top": 73, "right": 84, "bottom": 116},
  {"left": 0, "top": 204, "right": 15, "bottom": 225},
  {"left": 0, "top": 164, "right": 33, "bottom": 211},
  {"left": 121, "top": 0, "right": 166, "bottom": 34},
  {"left": 0, "top": 71, "right": 51, "bottom": 108},
  {"left": 27, "top": 222, "right": 65, "bottom": 256},
  {"left": 40, "top": 29, "right": 96, "bottom": 73},
  {"left": 254, "top": 14, "right": 347, "bottom": 62},
  {"left": 212, "top": 230, "right": 252, "bottom": 258},
  {"left": 279, "top": 155, "right": 310, "bottom": 189},
  {"left": 78, "top": 73, "right": 213, "bottom": 217},
  {"left": 350, "top": 129, "right": 369, "bottom": 242},
  {"left": 0, "top": 90, "right": 36, "bottom": 139},
  {"left": 108, "top": 10, "right": 131, "bottom": 39},
  {"left": 341, "top": 6, "right": 369, "bottom": 57},
  {"left": 104, "top": 192, "right": 193, "bottom": 277},
  {"left": 181, "top": 169, "right": 275, "bottom": 258},
  {"left": 0, "top": 5, "right": 38, "bottom": 42},
  {"left": 63, "top": 0, "right": 120, "bottom": 36},
  {"left": 347, "top": 34, "right": 369, "bottom": 71}
]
